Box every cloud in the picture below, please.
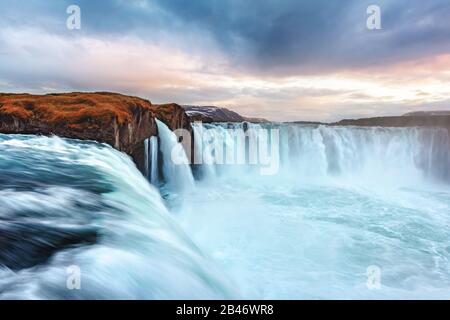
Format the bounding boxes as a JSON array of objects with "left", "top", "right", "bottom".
[
  {"left": 2, "top": 0, "right": 450, "bottom": 74},
  {"left": 0, "top": 0, "right": 450, "bottom": 121}
]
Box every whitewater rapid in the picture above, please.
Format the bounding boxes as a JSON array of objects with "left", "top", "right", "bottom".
[
  {"left": 1, "top": 122, "right": 450, "bottom": 299},
  {"left": 179, "top": 123, "right": 450, "bottom": 299},
  {"left": 0, "top": 134, "right": 233, "bottom": 299},
  {"left": 190, "top": 123, "right": 450, "bottom": 185}
]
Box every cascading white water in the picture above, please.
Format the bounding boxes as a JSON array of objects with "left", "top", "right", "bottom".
[
  {"left": 192, "top": 122, "right": 272, "bottom": 180},
  {"left": 283, "top": 125, "right": 450, "bottom": 186},
  {"left": 144, "top": 138, "right": 149, "bottom": 178},
  {"left": 179, "top": 122, "right": 450, "bottom": 299},
  {"left": 191, "top": 123, "right": 450, "bottom": 185},
  {"left": 149, "top": 136, "right": 159, "bottom": 186},
  {"left": 192, "top": 123, "right": 216, "bottom": 180},
  {"left": 2, "top": 123, "right": 449, "bottom": 300},
  {"left": 156, "top": 119, "right": 195, "bottom": 194},
  {"left": 144, "top": 136, "right": 159, "bottom": 186},
  {"left": 0, "top": 134, "right": 234, "bottom": 299}
]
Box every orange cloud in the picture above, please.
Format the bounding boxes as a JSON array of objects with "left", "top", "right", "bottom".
[{"left": 1, "top": 28, "right": 449, "bottom": 122}]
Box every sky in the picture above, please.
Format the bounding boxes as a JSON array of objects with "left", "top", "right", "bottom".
[{"left": 1, "top": 0, "right": 450, "bottom": 121}]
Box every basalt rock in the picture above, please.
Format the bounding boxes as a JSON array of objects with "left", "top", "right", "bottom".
[
  {"left": 152, "top": 103, "right": 192, "bottom": 132},
  {"left": 151, "top": 103, "right": 196, "bottom": 162},
  {"left": 0, "top": 92, "right": 157, "bottom": 171}
]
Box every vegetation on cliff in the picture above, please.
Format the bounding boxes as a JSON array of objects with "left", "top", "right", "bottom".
[{"left": 0, "top": 92, "right": 157, "bottom": 171}]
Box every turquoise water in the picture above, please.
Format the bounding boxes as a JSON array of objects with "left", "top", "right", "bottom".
[
  {"left": 0, "top": 134, "right": 233, "bottom": 299},
  {"left": 178, "top": 178, "right": 450, "bottom": 299},
  {"left": 176, "top": 124, "right": 450, "bottom": 299},
  {"left": 1, "top": 123, "right": 450, "bottom": 299}
]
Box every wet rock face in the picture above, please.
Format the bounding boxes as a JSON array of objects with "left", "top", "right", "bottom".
[
  {"left": 151, "top": 103, "right": 192, "bottom": 132},
  {"left": 0, "top": 92, "right": 157, "bottom": 171},
  {"left": 151, "top": 103, "right": 195, "bottom": 163}
]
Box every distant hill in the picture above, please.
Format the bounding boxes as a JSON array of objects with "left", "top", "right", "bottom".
[
  {"left": 403, "top": 111, "right": 450, "bottom": 116},
  {"left": 291, "top": 121, "right": 325, "bottom": 125},
  {"left": 333, "top": 115, "right": 450, "bottom": 130},
  {"left": 182, "top": 105, "right": 267, "bottom": 123},
  {"left": 242, "top": 117, "right": 270, "bottom": 123}
]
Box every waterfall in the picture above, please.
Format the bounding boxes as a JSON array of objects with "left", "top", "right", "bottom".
[
  {"left": 156, "top": 119, "right": 195, "bottom": 193},
  {"left": 1, "top": 124, "right": 450, "bottom": 299},
  {"left": 149, "top": 136, "right": 159, "bottom": 185},
  {"left": 192, "top": 123, "right": 219, "bottom": 180},
  {"left": 191, "top": 123, "right": 450, "bottom": 185},
  {"left": 179, "top": 123, "right": 450, "bottom": 299},
  {"left": 144, "top": 136, "right": 159, "bottom": 185},
  {"left": 144, "top": 138, "right": 149, "bottom": 178},
  {"left": 0, "top": 133, "right": 233, "bottom": 299}
]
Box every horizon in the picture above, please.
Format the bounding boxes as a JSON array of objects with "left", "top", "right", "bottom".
[
  {"left": 3, "top": 90, "right": 444, "bottom": 123},
  {"left": 1, "top": 0, "right": 450, "bottom": 122}
]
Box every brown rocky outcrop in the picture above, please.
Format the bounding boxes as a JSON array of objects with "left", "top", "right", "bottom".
[
  {"left": 151, "top": 103, "right": 196, "bottom": 162},
  {"left": 0, "top": 92, "right": 157, "bottom": 171},
  {"left": 151, "top": 103, "right": 191, "bottom": 131}
]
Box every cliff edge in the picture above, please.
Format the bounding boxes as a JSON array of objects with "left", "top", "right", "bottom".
[{"left": 0, "top": 92, "right": 157, "bottom": 171}]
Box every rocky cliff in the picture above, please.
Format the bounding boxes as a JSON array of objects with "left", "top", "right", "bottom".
[
  {"left": 0, "top": 92, "right": 157, "bottom": 171},
  {"left": 152, "top": 103, "right": 191, "bottom": 131}
]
